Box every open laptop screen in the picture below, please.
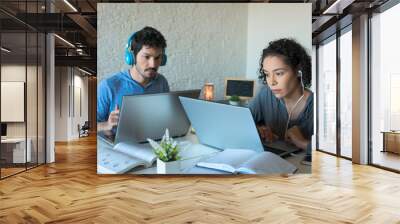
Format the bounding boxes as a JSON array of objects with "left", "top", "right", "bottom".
[
  {"left": 114, "top": 90, "right": 200, "bottom": 145},
  {"left": 179, "top": 97, "right": 264, "bottom": 152}
]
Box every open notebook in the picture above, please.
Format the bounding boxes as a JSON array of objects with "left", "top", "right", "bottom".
[
  {"left": 196, "top": 149, "right": 297, "bottom": 174},
  {"left": 98, "top": 142, "right": 157, "bottom": 174}
]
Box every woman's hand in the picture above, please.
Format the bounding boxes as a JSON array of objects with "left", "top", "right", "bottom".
[
  {"left": 286, "top": 126, "right": 309, "bottom": 150},
  {"left": 257, "top": 125, "right": 278, "bottom": 142}
]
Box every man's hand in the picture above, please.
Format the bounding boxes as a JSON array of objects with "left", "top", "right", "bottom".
[
  {"left": 286, "top": 126, "right": 309, "bottom": 150},
  {"left": 107, "top": 104, "right": 120, "bottom": 129},
  {"left": 257, "top": 125, "right": 278, "bottom": 142},
  {"left": 98, "top": 105, "right": 120, "bottom": 132}
]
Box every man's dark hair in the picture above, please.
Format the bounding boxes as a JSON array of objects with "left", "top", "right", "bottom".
[
  {"left": 258, "top": 38, "right": 311, "bottom": 87},
  {"left": 131, "top": 26, "right": 167, "bottom": 57}
]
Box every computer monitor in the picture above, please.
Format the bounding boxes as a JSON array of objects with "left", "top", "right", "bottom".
[
  {"left": 170, "top": 89, "right": 201, "bottom": 99},
  {"left": 1, "top": 123, "right": 7, "bottom": 137},
  {"left": 224, "top": 78, "right": 255, "bottom": 100}
]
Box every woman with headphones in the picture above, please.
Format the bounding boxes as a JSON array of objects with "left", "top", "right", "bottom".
[{"left": 249, "top": 38, "right": 313, "bottom": 165}]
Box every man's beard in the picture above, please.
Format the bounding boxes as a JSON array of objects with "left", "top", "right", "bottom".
[{"left": 136, "top": 65, "right": 158, "bottom": 80}]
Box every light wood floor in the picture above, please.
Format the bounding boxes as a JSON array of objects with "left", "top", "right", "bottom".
[
  {"left": 1, "top": 167, "right": 26, "bottom": 177},
  {"left": 372, "top": 150, "right": 400, "bottom": 171},
  {"left": 0, "top": 135, "right": 400, "bottom": 223},
  {"left": 1, "top": 164, "right": 44, "bottom": 178}
]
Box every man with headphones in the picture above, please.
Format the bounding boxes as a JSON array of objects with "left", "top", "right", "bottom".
[{"left": 97, "top": 26, "right": 170, "bottom": 132}]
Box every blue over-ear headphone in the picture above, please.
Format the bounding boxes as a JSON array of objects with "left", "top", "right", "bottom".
[{"left": 124, "top": 32, "right": 167, "bottom": 66}]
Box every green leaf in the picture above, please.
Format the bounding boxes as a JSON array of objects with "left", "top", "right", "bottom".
[{"left": 149, "top": 129, "right": 182, "bottom": 162}]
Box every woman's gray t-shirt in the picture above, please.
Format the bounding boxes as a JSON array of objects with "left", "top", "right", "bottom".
[{"left": 248, "top": 85, "right": 314, "bottom": 154}]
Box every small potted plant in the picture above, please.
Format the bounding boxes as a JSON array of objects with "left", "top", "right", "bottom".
[
  {"left": 229, "top": 95, "right": 240, "bottom": 106},
  {"left": 147, "top": 129, "right": 181, "bottom": 174}
]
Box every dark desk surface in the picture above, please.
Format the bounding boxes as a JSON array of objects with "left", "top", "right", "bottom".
[{"left": 214, "top": 99, "right": 248, "bottom": 107}]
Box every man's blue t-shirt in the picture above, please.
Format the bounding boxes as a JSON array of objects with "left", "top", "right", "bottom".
[{"left": 97, "top": 70, "right": 170, "bottom": 122}]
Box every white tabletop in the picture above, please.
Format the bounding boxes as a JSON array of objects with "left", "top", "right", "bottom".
[
  {"left": 97, "top": 133, "right": 309, "bottom": 174},
  {"left": 97, "top": 133, "right": 222, "bottom": 174}
]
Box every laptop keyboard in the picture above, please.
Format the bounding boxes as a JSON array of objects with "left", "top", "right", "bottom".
[
  {"left": 97, "top": 132, "right": 115, "bottom": 145},
  {"left": 263, "top": 146, "right": 288, "bottom": 157},
  {"left": 262, "top": 141, "right": 300, "bottom": 157}
]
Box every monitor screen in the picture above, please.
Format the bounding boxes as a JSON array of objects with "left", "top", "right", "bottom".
[
  {"left": 1, "top": 123, "right": 6, "bottom": 137},
  {"left": 225, "top": 79, "right": 255, "bottom": 98}
]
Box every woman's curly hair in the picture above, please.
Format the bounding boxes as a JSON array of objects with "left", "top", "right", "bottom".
[{"left": 258, "top": 38, "right": 311, "bottom": 88}]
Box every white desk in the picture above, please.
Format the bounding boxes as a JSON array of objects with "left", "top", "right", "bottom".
[
  {"left": 97, "top": 133, "right": 221, "bottom": 174},
  {"left": 1, "top": 137, "right": 31, "bottom": 163},
  {"left": 97, "top": 133, "right": 308, "bottom": 174}
]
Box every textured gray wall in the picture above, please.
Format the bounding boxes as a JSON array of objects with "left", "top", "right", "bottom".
[
  {"left": 98, "top": 3, "right": 311, "bottom": 100},
  {"left": 98, "top": 3, "right": 247, "bottom": 99}
]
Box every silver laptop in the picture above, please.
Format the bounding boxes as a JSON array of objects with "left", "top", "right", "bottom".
[
  {"left": 179, "top": 97, "right": 264, "bottom": 152},
  {"left": 114, "top": 90, "right": 201, "bottom": 144}
]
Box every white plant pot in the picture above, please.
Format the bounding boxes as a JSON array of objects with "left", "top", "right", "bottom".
[
  {"left": 157, "top": 159, "right": 181, "bottom": 174},
  {"left": 229, "top": 100, "right": 240, "bottom": 106}
]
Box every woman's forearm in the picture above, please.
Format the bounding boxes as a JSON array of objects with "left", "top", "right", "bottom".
[{"left": 298, "top": 139, "right": 310, "bottom": 151}]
